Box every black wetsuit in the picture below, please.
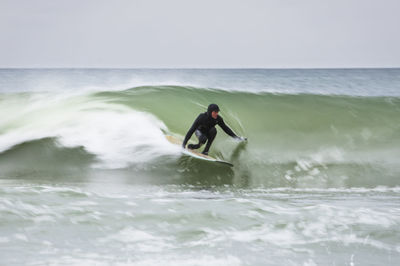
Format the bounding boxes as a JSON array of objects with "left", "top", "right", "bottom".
[{"left": 182, "top": 112, "right": 237, "bottom": 154}]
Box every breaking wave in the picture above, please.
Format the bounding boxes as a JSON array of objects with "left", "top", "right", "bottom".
[{"left": 1, "top": 85, "right": 399, "bottom": 188}]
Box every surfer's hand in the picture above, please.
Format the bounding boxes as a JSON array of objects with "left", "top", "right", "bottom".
[{"left": 235, "top": 136, "right": 247, "bottom": 142}]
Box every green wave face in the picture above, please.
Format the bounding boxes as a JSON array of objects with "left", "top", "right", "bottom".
[
  {"left": 1, "top": 86, "right": 400, "bottom": 188},
  {"left": 92, "top": 86, "right": 400, "bottom": 188}
]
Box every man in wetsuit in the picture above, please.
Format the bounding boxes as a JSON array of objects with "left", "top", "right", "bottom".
[{"left": 182, "top": 104, "right": 246, "bottom": 155}]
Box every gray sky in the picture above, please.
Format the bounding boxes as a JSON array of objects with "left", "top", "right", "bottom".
[{"left": 1, "top": 0, "right": 399, "bottom": 68}]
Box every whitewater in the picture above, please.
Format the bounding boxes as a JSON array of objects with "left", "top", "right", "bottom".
[{"left": 0, "top": 69, "right": 399, "bottom": 265}]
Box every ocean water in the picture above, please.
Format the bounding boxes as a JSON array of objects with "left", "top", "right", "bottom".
[{"left": 0, "top": 69, "right": 399, "bottom": 265}]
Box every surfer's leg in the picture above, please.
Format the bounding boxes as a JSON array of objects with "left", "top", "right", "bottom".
[
  {"left": 188, "top": 130, "right": 207, "bottom": 150},
  {"left": 188, "top": 143, "right": 200, "bottom": 149},
  {"left": 202, "top": 127, "right": 216, "bottom": 154}
]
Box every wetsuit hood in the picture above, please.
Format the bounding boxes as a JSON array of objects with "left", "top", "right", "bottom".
[{"left": 207, "top": 104, "right": 220, "bottom": 115}]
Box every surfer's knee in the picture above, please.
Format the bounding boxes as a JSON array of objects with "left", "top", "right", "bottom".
[{"left": 199, "top": 134, "right": 207, "bottom": 144}]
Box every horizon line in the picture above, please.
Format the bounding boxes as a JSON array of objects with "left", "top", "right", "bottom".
[{"left": 1, "top": 66, "right": 399, "bottom": 70}]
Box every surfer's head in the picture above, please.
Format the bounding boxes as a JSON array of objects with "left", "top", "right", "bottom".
[{"left": 207, "top": 104, "right": 220, "bottom": 119}]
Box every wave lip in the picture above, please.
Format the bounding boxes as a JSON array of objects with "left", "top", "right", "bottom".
[{"left": 2, "top": 68, "right": 400, "bottom": 96}]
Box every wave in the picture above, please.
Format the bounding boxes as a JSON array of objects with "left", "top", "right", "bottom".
[{"left": 1, "top": 86, "right": 399, "bottom": 187}]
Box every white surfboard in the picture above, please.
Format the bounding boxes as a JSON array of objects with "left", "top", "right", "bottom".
[{"left": 165, "top": 135, "right": 233, "bottom": 167}]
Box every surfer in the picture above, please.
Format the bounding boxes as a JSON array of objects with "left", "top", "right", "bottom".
[{"left": 182, "top": 104, "right": 246, "bottom": 155}]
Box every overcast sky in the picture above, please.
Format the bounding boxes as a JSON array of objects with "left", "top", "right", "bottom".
[{"left": 1, "top": 0, "right": 399, "bottom": 68}]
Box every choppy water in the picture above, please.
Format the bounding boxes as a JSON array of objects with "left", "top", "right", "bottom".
[{"left": 0, "top": 69, "right": 399, "bottom": 265}]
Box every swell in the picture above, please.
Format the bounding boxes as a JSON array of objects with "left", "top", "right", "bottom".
[{"left": 0, "top": 138, "right": 96, "bottom": 179}]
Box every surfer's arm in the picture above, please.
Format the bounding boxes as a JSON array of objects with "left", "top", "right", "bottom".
[
  {"left": 218, "top": 117, "right": 237, "bottom": 138},
  {"left": 182, "top": 115, "right": 201, "bottom": 148}
]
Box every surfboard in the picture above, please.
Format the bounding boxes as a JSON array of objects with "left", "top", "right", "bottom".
[{"left": 165, "top": 135, "right": 234, "bottom": 167}]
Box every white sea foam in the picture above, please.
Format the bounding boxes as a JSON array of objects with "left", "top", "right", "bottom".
[
  {"left": 132, "top": 255, "right": 242, "bottom": 266},
  {"left": 31, "top": 255, "right": 243, "bottom": 266},
  {"left": 103, "top": 227, "right": 157, "bottom": 243},
  {"left": 0, "top": 92, "right": 180, "bottom": 168}
]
